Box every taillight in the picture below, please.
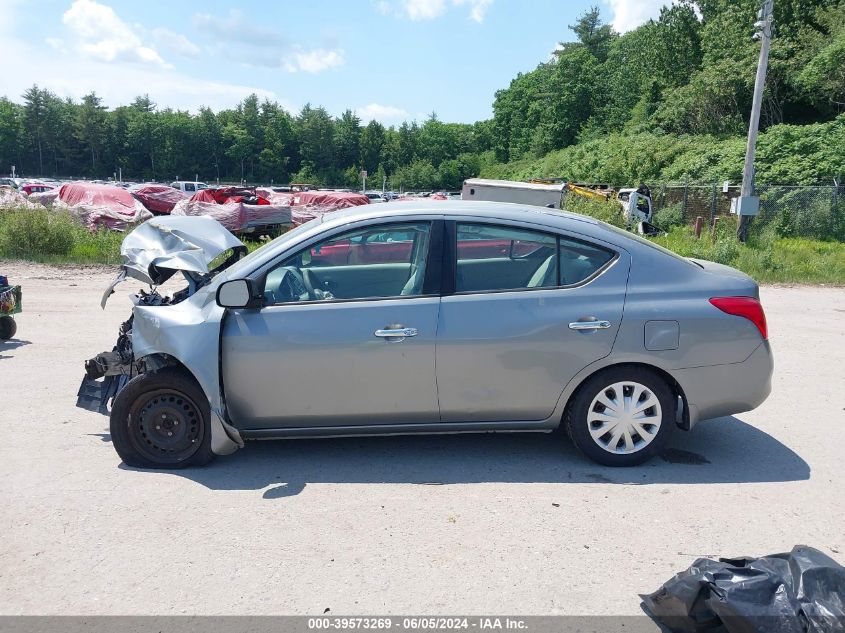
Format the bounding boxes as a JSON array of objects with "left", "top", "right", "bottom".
[{"left": 709, "top": 296, "right": 768, "bottom": 340}]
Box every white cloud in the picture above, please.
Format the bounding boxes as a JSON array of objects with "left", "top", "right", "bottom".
[
  {"left": 356, "top": 103, "right": 411, "bottom": 123},
  {"left": 453, "top": 0, "right": 492, "bottom": 23},
  {"left": 192, "top": 9, "right": 286, "bottom": 46},
  {"left": 379, "top": 0, "right": 493, "bottom": 22},
  {"left": 0, "top": 24, "right": 289, "bottom": 114},
  {"left": 604, "top": 0, "right": 666, "bottom": 32},
  {"left": 151, "top": 27, "right": 201, "bottom": 58},
  {"left": 286, "top": 48, "right": 345, "bottom": 73},
  {"left": 45, "top": 37, "right": 68, "bottom": 53},
  {"left": 62, "top": 0, "right": 167, "bottom": 66},
  {"left": 191, "top": 10, "right": 343, "bottom": 73},
  {"left": 404, "top": 0, "right": 447, "bottom": 20}
]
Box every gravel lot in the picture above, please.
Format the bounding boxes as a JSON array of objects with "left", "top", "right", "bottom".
[{"left": 0, "top": 261, "right": 843, "bottom": 616}]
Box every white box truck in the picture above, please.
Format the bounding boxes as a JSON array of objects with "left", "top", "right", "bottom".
[{"left": 461, "top": 178, "right": 564, "bottom": 208}]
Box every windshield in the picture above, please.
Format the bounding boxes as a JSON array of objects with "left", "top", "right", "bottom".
[{"left": 221, "top": 217, "right": 323, "bottom": 280}]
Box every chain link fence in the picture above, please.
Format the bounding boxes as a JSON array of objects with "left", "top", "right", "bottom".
[{"left": 648, "top": 182, "right": 844, "bottom": 240}]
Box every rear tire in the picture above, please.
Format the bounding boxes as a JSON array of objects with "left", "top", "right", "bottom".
[
  {"left": 110, "top": 368, "right": 214, "bottom": 469},
  {"left": 0, "top": 316, "right": 16, "bottom": 340},
  {"left": 565, "top": 367, "right": 674, "bottom": 467}
]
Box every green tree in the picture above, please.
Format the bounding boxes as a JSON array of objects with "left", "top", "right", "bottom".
[
  {"left": 223, "top": 123, "right": 254, "bottom": 183},
  {"left": 297, "top": 104, "right": 335, "bottom": 176},
  {"left": 197, "top": 106, "right": 222, "bottom": 182},
  {"left": 126, "top": 98, "right": 162, "bottom": 179},
  {"left": 359, "top": 120, "right": 386, "bottom": 173},
  {"left": 258, "top": 100, "right": 296, "bottom": 183},
  {"left": 0, "top": 98, "right": 24, "bottom": 176},
  {"left": 22, "top": 85, "right": 49, "bottom": 175},
  {"left": 560, "top": 5, "right": 615, "bottom": 62},
  {"left": 334, "top": 109, "right": 361, "bottom": 170},
  {"left": 74, "top": 92, "right": 106, "bottom": 173}
]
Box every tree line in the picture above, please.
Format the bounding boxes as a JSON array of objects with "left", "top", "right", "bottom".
[
  {"left": 492, "top": 0, "right": 844, "bottom": 164},
  {"left": 1, "top": 0, "right": 843, "bottom": 189},
  {"left": 0, "top": 90, "right": 495, "bottom": 190}
]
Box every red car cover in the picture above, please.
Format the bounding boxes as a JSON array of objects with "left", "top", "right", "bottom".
[
  {"left": 289, "top": 191, "right": 370, "bottom": 225},
  {"left": 189, "top": 187, "right": 271, "bottom": 205},
  {"left": 189, "top": 189, "right": 218, "bottom": 203},
  {"left": 56, "top": 183, "right": 151, "bottom": 230},
  {"left": 59, "top": 182, "right": 137, "bottom": 209},
  {"left": 131, "top": 185, "right": 186, "bottom": 214}
]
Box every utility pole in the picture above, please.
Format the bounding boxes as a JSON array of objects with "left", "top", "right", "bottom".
[{"left": 736, "top": 0, "right": 773, "bottom": 242}]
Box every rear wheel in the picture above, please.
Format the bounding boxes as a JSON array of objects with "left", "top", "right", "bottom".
[
  {"left": 565, "top": 367, "right": 674, "bottom": 467},
  {"left": 110, "top": 368, "right": 214, "bottom": 469},
  {"left": 0, "top": 316, "right": 16, "bottom": 340}
]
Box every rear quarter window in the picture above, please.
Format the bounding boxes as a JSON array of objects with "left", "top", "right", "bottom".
[{"left": 559, "top": 237, "right": 615, "bottom": 285}]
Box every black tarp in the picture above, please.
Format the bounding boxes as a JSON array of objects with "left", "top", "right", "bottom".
[{"left": 642, "top": 546, "right": 845, "bottom": 633}]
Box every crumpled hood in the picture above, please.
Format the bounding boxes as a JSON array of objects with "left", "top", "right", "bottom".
[
  {"left": 101, "top": 215, "right": 245, "bottom": 307},
  {"left": 122, "top": 215, "right": 245, "bottom": 285}
]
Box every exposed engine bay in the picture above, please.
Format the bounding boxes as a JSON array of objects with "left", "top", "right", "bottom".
[{"left": 76, "top": 216, "right": 247, "bottom": 413}]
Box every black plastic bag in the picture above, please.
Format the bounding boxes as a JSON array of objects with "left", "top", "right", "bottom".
[{"left": 642, "top": 546, "right": 845, "bottom": 633}]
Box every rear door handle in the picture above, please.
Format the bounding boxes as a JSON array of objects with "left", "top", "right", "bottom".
[
  {"left": 569, "top": 320, "right": 612, "bottom": 331},
  {"left": 375, "top": 327, "right": 418, "bottom": 338}
]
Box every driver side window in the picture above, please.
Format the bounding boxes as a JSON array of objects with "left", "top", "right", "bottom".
[{"left": 263, "top": 222, "right": 432, "bottom": 304}]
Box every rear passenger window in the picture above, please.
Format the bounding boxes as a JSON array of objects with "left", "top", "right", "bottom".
[
  {"left": 559, "top": 237, "right": 614, "bottom": 285},
  {"left": 455, "top": 223, "right": 558, "bottom": 292}
]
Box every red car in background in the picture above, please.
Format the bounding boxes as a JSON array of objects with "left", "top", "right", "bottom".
[{"left": 21, "top": 183, "right": 55, "bottom": 196}]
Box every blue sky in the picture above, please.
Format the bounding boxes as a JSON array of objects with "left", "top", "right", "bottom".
[{"left": 0, "top": 0, "right": 666, "bottom": 124}]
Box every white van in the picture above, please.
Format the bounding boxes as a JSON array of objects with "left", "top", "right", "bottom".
[{"left": 170, "top": 181, "right": 209, "bottom": 193}]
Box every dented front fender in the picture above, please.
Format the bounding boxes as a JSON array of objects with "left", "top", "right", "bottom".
[{"left": 132, "top": 292, "right": 242, "bottom": 455}]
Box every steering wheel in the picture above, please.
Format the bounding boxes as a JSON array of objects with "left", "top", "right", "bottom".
[
  {"left": 300, "top": 268, "right": 319, "bottom": 296},
  {"left": 275, "top": 266, "right": 314, "bottom": 302},
  {"left": 301, "top": 267, "right": 334, "bottom": 300}
]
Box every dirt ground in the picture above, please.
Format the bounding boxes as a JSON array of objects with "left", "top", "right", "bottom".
[{"left": 0, "top": 260, "right": 843, "bottom": 617}]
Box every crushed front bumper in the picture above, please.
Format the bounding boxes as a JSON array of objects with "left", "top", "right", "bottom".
[
  {"left": 76, "top": 373, "right": 129, "bottom": 414},
  {"left": 75, "top": 318, "right": 137, "bottom": 415}
]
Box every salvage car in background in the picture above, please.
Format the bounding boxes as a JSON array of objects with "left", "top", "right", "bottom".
[
  {"left": 20, "top": 183, "right": 55, "bottom": 196},
  {"left": 170, "top": 180, "right": 209, "bottom": 193},
  {"left": 77, "top": 202, "right": 773, "bottom": 469}
]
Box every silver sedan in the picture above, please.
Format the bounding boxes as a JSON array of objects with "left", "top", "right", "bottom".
[{"left": 78, "top": 202, "right": 773, "bottom": 468}]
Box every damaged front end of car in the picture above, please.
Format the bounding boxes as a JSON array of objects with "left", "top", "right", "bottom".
[{"left": 76, "top": 215, "right": 247, "bottom": 414}]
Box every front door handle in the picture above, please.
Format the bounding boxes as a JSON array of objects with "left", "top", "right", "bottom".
[
  {"left": 569, "top": 320, "right": 612, "bottom": 331},
  {"left": 375, "top": 327, "right": 418, "bottom": 338}
]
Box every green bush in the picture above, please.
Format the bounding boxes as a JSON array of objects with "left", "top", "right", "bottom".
[
  {"left": 652, "top": 203, "right": 686, "bottom": 230},
  {"left": 709, "top": 236, "right": 741, "bottom": 265},
  {"left": 0, "top": 207, "right": 125, "bottom": 263},
  {"left": 479, "top": 115, "right": 845, "bottom": 187},
  {"left": 0, "top": 208, "right": 79, "bottom": 256}
]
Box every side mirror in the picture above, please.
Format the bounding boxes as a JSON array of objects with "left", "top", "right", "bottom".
[{"left": 216, "top": 279, "right": 260, "bottom": 309}]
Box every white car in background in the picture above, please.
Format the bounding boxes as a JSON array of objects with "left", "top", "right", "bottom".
[
  {"left": 365, "top": 191, "right": 386, "bottom": 203},
  {"left": 170, "top": 181, "right": 210, "bottom": 194}
]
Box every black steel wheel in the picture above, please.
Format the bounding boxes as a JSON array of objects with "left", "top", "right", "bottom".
[
  {"left": 0, "top": 316, "right": 16, "bottom": 340},
  {"left": 110, "top": 368, "right": 214, "bottom": 469},
  {"left": 128, "top": 389, "right": 205, "bottom": 464}
]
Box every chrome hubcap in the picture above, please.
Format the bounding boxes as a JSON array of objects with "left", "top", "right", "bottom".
[{"left": 587, "top": 381, "right": 662, "bottom": 455}]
